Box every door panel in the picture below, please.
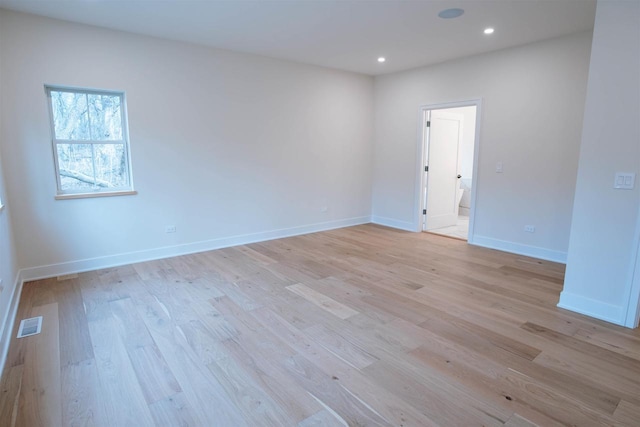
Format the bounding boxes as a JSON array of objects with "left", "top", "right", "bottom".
[{"left": 425, "top": 111, "right": 462, "bottom": 230}]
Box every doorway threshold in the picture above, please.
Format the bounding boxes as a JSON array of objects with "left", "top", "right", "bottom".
[
  {"left": 425, "top": 231, "right": 467, "bottom": 242},
  {"left": 424, "top": 215, "right": 469, "bottom": 241}
]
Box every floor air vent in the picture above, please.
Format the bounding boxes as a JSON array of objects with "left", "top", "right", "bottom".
[{"left": 17, "top": 316, "right": 43, "bottom": 338}]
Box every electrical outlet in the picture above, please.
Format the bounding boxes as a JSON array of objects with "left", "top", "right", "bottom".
[
  {"left": 165, "top": 225, "right": 176, "bottom": 233},
  {"left": 524, "top": 225, "right": 535, "bottom": 233},
  {"left": 320, "top": 206, "right": 328, "bottom": 213}
]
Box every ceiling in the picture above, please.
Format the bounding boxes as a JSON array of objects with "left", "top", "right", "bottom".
[{"left": 0, "top": 0, "right": 596, "bottom": 76}]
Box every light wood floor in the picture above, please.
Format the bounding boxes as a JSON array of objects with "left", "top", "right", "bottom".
[{"left": 1, "top": 224, "right": 640, "bottom": 426}]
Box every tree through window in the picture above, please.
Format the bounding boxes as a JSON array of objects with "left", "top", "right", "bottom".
[{"left": 45, "top": 86, "right": 134, "bottom": 197}]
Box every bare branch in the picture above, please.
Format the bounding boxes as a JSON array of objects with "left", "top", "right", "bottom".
[{"left": 59, "top": 169, "right": 111, "bottom": 188}]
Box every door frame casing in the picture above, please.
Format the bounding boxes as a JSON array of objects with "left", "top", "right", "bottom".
[{"left": 414, "top": 98, "right": 483, "bottom": 244}]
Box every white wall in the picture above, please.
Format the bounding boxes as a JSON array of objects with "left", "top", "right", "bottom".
[
  {"left": 0, "top": 10, "right": 374, "bottom": 278},
  {"left": 0, "top": 8, "right": 21, "bottom": 374},
  {"left": 560, "top": 0, "right": 640, "bottom": 326},
  {"left": 372, "top": 32, "right": 592, "bottom": 262}
]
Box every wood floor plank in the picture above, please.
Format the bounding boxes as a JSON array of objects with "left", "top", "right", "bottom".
[
  {"left": 359, "top": 289, "right": 430, "bottom": 325},
  {"left": 176, "top": 320, "right": 229, "bottom": 365},
  {"left": 418, "top": 311, "right": 542, "bottom": 363},
  {"left": 522, "top": 321, "right": 640, "bottom": 375},
  {"left": 208, "top": 297, "right": 304, "bottom": 375},
  {"left": 136, "top": 296, "right": 248, "bottom": 426},
  {"left": 109, "top": 297, "right": 182, "bottom": 404},
  {"left": 61, "top": 358, "right": 108, "bottom": 427},
  {"left": 405, "top": 324, "right": 622, "bottom": 418},
  {"left": 0, "top": 364, "right": 23, "bottom": 427},
  {"left": 79, "top": 270, "right": 127, "bottom": 323},
  {"left": 317, "top": 276, "right": 396, "bottom": 325},
  {"left": 196, "top": 249, "right": 265, "bottom": 283},
  {"left": 5, "top": 283, "right": 40, "bottom": 368},
  {"left": 126, "top": 345, "right": 182, "bottom": 405},
  {"left": 218, "top": 336, "right": 323, "bottom": 423},
  {"left": 237, "top": 277, "right": 340, "bottom": 330},
  {"left": 2, "top": 224, "right": 640, "bottom": 426},
  {"left": 282, "top": 354, "right": 391, "bottom": 426},
  {"left": 285, "top": 283, "right": 359, "bottom": 320},
  {"left": 250, "top": 307, "right": 441, "bottom": 426},
  {"left": 147, "top": 392, "right": 199, "bottom": 427},
  {"left": 362, "top": 358, "right": 505, "bottom": 426},
  {"left": 574, "top": 325, "right": 640, "bottom": 361},
  {"left": 109, "top": 296, "right": 156, "bottom": 348},
  {"left": 533, "top": 350, "right": 640, "bottom": 407},
  {"left": 297, "top": 409, "right": 346, "bottom": 427},
  {"left": 501, "top": 368, "right": 617, "bottom": 425},
  {"left": 206, "top": 354, "right": 295, "bottom": 426},
  {"left": 406, "top": 344, "right": 566, "bottom": 427},
  {"left": 304, "top": 323, "right": 379, "bottom": 370},
  {"left": 51, "top": 279, "right": 94, "bottom": 367},
  {"left": 16, "top": 303, "right": 62, "bottom": 427},
  {"left": 613, "top": 400, "right": 640, "bottom": 425},
  {"left": 503, "top": 413, "right": 538, "bottom": 427},
  {"left": 87, "top": 308, "right": 156, "bottom": 427}
]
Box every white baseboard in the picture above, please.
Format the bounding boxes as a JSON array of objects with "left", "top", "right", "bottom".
[
  {"left": 20, "top": 216, "right": 372, "bottom": 282},
  {"left": 371, "top": 216, "right": 416, "bottom": 232},
  {"left": 0, "top": 272, "right": 24, "bottom": 376},
  {"left": 558, "top": 291, "right": 625, "bottom": 326},
  {"left": 470, "top": 235, "right": 567, "bottom": 264}
]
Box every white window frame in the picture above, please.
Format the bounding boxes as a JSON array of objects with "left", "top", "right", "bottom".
[{"left": 45, "top": 85, "right": 136, "bottom": 199}]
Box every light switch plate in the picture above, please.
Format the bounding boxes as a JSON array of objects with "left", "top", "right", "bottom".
[{"left": 614, "top": 172, "right": 635, "bottom": 190}]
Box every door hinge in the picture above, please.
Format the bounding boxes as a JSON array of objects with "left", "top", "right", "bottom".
[
  {"left": 423, "top": 209, "right": 427, "bottom": 215},
  {"left": 424, "top": 166, "right": 429, "bottom": 172},
  {"left": 426, "top": 121, "right": 431, "bottom": 127}
]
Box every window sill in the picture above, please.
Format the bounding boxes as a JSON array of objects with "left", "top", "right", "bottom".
[{"left": 55, "top": 190, "right": 138, "bottom": 200}]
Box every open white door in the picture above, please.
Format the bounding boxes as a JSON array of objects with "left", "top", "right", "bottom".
[{"left": 425, "top": 110, "right": 462, "bottom": 231}]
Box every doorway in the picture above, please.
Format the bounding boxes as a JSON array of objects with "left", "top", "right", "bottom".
[{"left": 419, "top": 101, "right": 480, "bottom": 241}]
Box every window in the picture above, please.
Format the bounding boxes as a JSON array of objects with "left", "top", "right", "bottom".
[{"left": 45, "top": 86, "right": 135, "bottom": 198}]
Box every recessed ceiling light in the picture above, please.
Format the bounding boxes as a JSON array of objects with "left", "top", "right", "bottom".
[
  {"left": 438, "top": 8, "right": 464, "bottom": 19},
  {"left": 377, "top": 57, "right": 386, "bottom": 63},
  {"left": 484, "top": 28, "right": 495, "bottom": 35}
]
